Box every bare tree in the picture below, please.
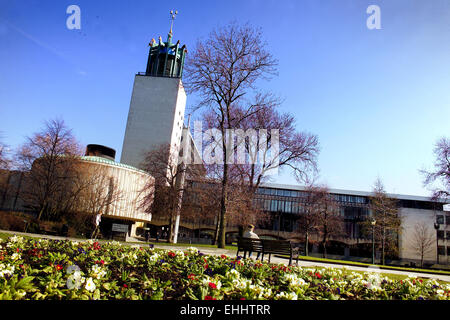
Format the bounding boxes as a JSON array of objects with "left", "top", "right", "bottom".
[
  {"left": 411, "top": 221, "right": 435, "bottom": 267},
  {"left": 184, "top": 22, "right": 319, "bottom": 248},
  {"left": 140, "top": 143, "right": 203, "bottom": 243},
  {"left": 295, "top": 185, "right": 322, "bottom": 256},
  {"left": 367, "top": 178, "right": 402, "bottom": 265},
  {"left": 73, "top": 163, "right": 124, "bottom": 218},
  {"left": 181, "top": 179, "right": 221, "bottom": 240},
  {"left": 312, "top": 186, "right": 344, "bottom": 258},
  {"left": 0, "top": 139, "right": 10, "bottom": 170},
  {"left": 15, "top": 119, "right": 82, "bottom": 221},
  {"left": 422, "top": 137, "right": 450, "bottom": 203},
  {"left": 0, "top": 139, "right": 11, "bottom": 208}
]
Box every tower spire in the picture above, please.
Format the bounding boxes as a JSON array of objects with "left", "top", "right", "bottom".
[{"left": 168, "top": 10, "right": 178, "bottom": 43}]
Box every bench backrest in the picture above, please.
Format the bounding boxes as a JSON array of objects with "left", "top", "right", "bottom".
[
  {"left": 262, "top": 239, "right": 292, "bottom": 255},
  {"left": 237, "top": 237, "right": 263, "bottom": 252}
]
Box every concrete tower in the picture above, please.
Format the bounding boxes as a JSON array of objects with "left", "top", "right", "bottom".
[{"left": 120, "top": 23, "right": 188, "bottom": 170}]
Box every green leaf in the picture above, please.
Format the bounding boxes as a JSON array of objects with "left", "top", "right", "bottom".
[
  {"left": 93, "top": 289, "right": 101, "bottom": 300},
  {"left": 16, "top": 276, "right": 35, "bottom": 290}
]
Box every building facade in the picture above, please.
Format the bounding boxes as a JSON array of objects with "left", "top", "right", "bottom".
[
  {"left": 148, "top": 181, "right": 449, "bottom": 265},
  {"left": 120, "top": 31, "right": 188, "bottom": 170}
]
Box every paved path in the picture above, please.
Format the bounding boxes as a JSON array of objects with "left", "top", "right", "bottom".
[{"left": 2, "top": 229, "right": 450, "bottom": 282}]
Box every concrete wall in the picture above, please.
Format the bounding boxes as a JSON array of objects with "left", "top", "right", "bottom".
[
  {"left": 77, "top": 159, "right": 154, "bottom": 223},
  {"left": 121, "top": 75, "right": 186, "bottom": 170},
  {"left": 398, "top": 207, "right": 446, "bottom": 265}
]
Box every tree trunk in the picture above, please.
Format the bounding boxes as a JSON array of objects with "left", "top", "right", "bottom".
[
  {"left": 305, "top": 232, "right": 309, "bottom": 256},
  {"left": 217, "top": 160, "right": 228, "bottom": 248},
  {"left": 382, "top": 227, "right": 386, "bottom": 265}
]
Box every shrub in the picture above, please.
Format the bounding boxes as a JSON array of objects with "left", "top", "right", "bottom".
[{"left": 0, "top": 212, "right": 28, "bottom": 232}]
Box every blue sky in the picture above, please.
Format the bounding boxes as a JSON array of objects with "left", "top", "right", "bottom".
[{"left": 0, "top": 0, "right": 449, "bottom": 196}]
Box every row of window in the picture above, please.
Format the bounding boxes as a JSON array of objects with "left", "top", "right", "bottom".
[
  {"left": 254, "top": 198, "right": 304, "bottom": 214},
  {"left": 255, "top": 188, "right": 367, "bottom": 204},
  {"left": 256, "top": 188, "right": 309, "bottom": 198},
  {"left": 437, "top": 230, "right": 450, "bottom": 240},
  {"left": 436, "top": 214, "right": 450, "bottom": 225},
  {"left": 332, "top": 194, "right": 367, "bottom": 204},
  {"left": 437, "top": 246, "right": 450, "bottom": 256},
  {"left": 253, "top": 198, "right": 370, "bottom": 218}
]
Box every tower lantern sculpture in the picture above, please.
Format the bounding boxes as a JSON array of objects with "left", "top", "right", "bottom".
[{"left": 145, "top": 10, "right": 187, "bottom": 78}]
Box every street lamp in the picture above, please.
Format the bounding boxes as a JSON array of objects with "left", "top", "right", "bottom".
[
  {"left": 371, "top": 219, "right": 376, "bottom": 264},
  {"left": 434, "top": 221, "right": 440, "bottom": 265}
]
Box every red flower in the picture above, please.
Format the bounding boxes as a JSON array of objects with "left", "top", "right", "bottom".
[
  {"left": 55, "top": 264, "right": 63, "bottom": 271},
  {"left": 315, "top": 273, "right": 322, "bottom": 279},
  {"left": 240, "top": 297, "right": 246, "bottom": 300},
  {"left": 204, "top": 264, "right": 209, "bottom": 269},
  {"left": 221, "top": 254, "right": 227, "bottom": 259},
  {"left": 204, "top": 296, "right": 216, "bottom": 300},
  {"left": 123, "top": 284, "right": 128, "bottom": 288},
  {"left": 168, "top": 252, "right": 176, "bottom": 258},
  {"left": 208, "top": 282, "right": 217, "bottom": 290},
  {"left": 188, "top": 274, "right": 196, "bottom": 280}
]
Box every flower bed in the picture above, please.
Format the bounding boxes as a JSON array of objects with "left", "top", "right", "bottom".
[{"left": 0, "top": 235, "right": 449, "bottom": 300}]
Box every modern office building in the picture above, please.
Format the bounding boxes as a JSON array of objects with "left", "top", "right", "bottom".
[{"left": 148, "top": 181, "right": 448, "bottom": 265}]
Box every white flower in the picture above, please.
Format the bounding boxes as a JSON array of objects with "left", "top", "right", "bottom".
[
  {"left": 8, "top": 235, "right": 24, "bottom": 243},
  {"left": 85, "top": 277, "right": 96, "bottom": 292},
  {"left": 66, "top": 264, "right": 81, "bottom": 275},
  {"left": 186, "top": 247, "right": 199, "bottom": 255},
  {"left": 91, "top": 265, "right": 107, "bottom": 279},
  {"left": 11, "top": 252, "right": 21, "bottom": 261},
  {"left": 228, "top": 269, "right": 240, "bottom": 280},
  {"left": 0, "top": 263, "right": 15, "bottom": 278},
  {"left": 283, "top": 274, "right": 308, "bottom": 288},
  {"left": 148, "top": 254, "right": 159, "bottom": 262},
  {"left": 67, "top": 275, "right": 81, "bottom": 290},
  {"left": 275, "top": 291, "right": 298, "bottom": 300}
]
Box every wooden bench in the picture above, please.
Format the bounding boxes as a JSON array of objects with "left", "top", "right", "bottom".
[
  {"left": 237, "top": 238, "right": 299, "bottom": 266},
  {"left": 40, "top": 225, "right": 59, "bottom": 236},
  {"left": 236, "top": 237, "right": 264, "bottom": 259},
  {"left": 261, "top": 239, "right": 294, "bottom": 265}
]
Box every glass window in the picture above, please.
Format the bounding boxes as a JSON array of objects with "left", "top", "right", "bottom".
[
  {"left": 438, "top": 246, "right": 445, "bottom": 255},
  {"left": 437, "top": 215, "right": 444, "bottom": 224},
  {"left": 264, "top": 200, "right": 270, "bottom": 210},
  {"left": 438, "top": 230, "right": 445, "bottom": 239},
  {"left": 285, "top": 201, "right": 292, "bottom": 213},
  {"left": 270, "top": 200, "right": 277, "bottom": 211}
]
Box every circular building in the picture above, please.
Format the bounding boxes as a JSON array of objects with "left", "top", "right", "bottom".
[{"left": 75, "top": 145, "right": 154, "bottom": 239}]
